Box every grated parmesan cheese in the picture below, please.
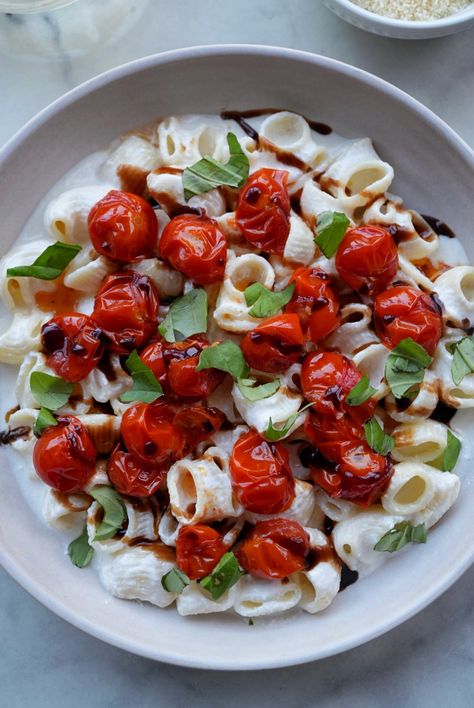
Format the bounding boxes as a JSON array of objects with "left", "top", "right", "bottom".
[{"left": 351, "top": 0, "right": 472, "bottom": 21}]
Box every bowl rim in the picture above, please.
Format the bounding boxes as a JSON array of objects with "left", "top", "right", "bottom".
[
  {"left": 325, "top": 0, "right": 474, "bottom": 29},
  {"left": 1, "top": 44, "right": 474, "bottom": 670}
]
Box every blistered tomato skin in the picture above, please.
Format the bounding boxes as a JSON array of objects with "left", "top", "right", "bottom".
[
  {"left": 120, "top": 400, "right": 185, "bottom": 466},
  {"left": 164, "top": 337, "right": 225, "bottom": 400},
  {"left": 240, "top": 313, "right": 304, "bottom": 374},
  {"left": 92, "top": 271, "right": 159, "bottom": 354},
  {"left": 41, "top": 312, "right": 104, "bottom": 382},
  {"left": 88, "top": 190, "right": 158, "bottom": 263},
  {"left": 159, "top": 214, "right": 227, "bottom": 285},
  {"left": 286, "top": 267, "right": 340, "bottom": 342},
  {"left": 174, "top": 406, "right": 225, "bottom": 454},
  {"left": 176, "top": 524, "right": 226, "bottom": 580},
  {"left": 229, "top": 430, "right": 295, "bottom": 514},
  {"left": 304, "top": 411, "right": 363, "bottom": 464},
  {"left": 236, "top": 168, "right": 291, "bottom": 254},
  {"left": 335, "top": 225, "right": 399, "bottom": 296},
  {"left": 374, "top": 285, "right": 442, "bottom": 356},
  {"left": 33, "top": 416, "right": 97, "bottom": 493},
  {"left": 139, "top": 338, "right": 168, "bottom": 386},
  {"left": 107, "top": 446, "right": 166, "bottom": 497},
  {"left": 237, "top": 519, "right": 309, "bottom": 580}
]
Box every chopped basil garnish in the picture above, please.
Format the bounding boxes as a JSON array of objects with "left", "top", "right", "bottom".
[
  {"left": 449, "top": 336, "right": 474, "bottom": 385},
  {"left": 442, "top": 429, "right": 461, "bottom": 472},
  {"left": 29, "top": 372, "right": 73, "bottom": 411},
  {"left": 364, "top": 418, "right": 394, "bottom": 456},
  {"left": 89, "top": 486, "right": 126, "bottom": 541},
  {"left": 314, "top": 211, "right": 350, "bottom": 258},
  {"left": 385, "top": 337, "right": 432, "bottom": 399},
  {"left": 346, "top": 375, "right": 377, "bottom": 406},
  {"left": 33, "top": 407, "right": 58, "bottom": 437},
  {"left": 374, "top": 522, "right": 427, "bottom": 553},
  {"left": 182, "top": 133, "right": 249, "bottom": 201},
  {"left": 119, "top": 350, "right": 163, "bottom": 403},
  {"left": 200, "top": 552, "right": 245, "bottom": 601},
  {"left": 244, "top": 282, "right": 295, "bottom": 318},
  {"left": 197, "top": 341, "right": 249, "bottom": 380},
  {"left": 237, "top": 377, "right": 280, "bottom": 401},
  {"left": 68, "top": 525, "right": 94, "bottom": 568},
  {"left": 158, "top": 288, "right": 208, "bottom": 343},
  {"left": 161, "top": 567, "right": 190, "bottom": 594},
  {"left": 265, "top": 401, "right": 313, "bottom": 442},
  {"left": 7, "top": 241, "right": 81, "bottom": 280}
]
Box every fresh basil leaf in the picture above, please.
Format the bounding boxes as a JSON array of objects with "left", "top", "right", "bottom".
[
  {"left": 385, "top": 337, "right": 433, "bottom": 399},
  {"left": 364, "top": 418, "right": 394, "bottom": 456},
  {"left": 442, "top": 429, "right": 461, "bottom": 472},
  {"left": 89, "top": 486, "right": 126, "bottom": 541},
  {"left": 265, "top": 401, "right": 314, "bottom": 442},
  {"left": 158, "top": 288, "right": 208, "bottom": 343},
  {"left": 314, "top": 211, "right": 350, "bottom": 258},
  {"left": 244, "top": 282, "right": 295, "bottom": 318},
  {"left": 237, "top": 377, "right": 280, "bottom": 401},
  {"left": 33, "top": 407, "right": 58, "bottom": 437},
  {"left": 346, "top": 375, "right": 377, "bottom": 406},
  {"left": 449, "top": 336, "right": 474, "bottom": 385},
  {"left": 119, "top": 350, "right": 163, "bottom": 403},
  {"left": 200, "top": 552, "right": 245, "bottom": 601},
  {"left": 197, "top": 341, "right": 249, "bottom": 379},
  {"left": 182, "top": 133, "right": 249, "bottom": 201},
  {"left": 374, "top": 522, "right": 427, "bottom": 553},
  {"left": 68, "top": 525, "right": 94, "bottom": 568},
  {"left": 7, "top": 241, "right": 81, "bottom": 280},
  {"left": 30, "top": 372, "right": 73, "bottom": 411},
  {"left": 161, "top": 567, "right": 190, "bottom": 594}
]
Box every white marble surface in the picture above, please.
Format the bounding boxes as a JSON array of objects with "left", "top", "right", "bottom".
[{"left": 0, "top": 1, "right": 473, "bottom": 705}]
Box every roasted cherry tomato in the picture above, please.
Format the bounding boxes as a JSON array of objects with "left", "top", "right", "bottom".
[
  {"left": 33, "top": 416, "right": 97, "bottom": 493},
  {"left": 240, "top": 314, "right": 304, "bottom": 374},
  {"left": 164, "top": 337, "right": 225, "bottom": 400},
  {"left": 93, "top": 271, "right": 159, "bottom": 354},
  {"left": 237, "top": 519, "right": 309, "bottom": 580},
  {"left": 229, "top": 430, "right": 295, "bottom": 514},
  {"left": 311, "top": 440, "right": 393, "bottom": 506},
  {"left": 88, "top": 189, "right": 158, "bottom": 263},
  {"left": 41, "top": 312, "right": 103, "bottom": 382},
  {"left": 335, "top": 225, "right": 398, "bottom": 296},
  {"left": 159, "top": 214, "right": 227, "bottom": 285},
  {"left": 139, "top": 338, "right": 168, "bottom": 386},
  {"left": 120, "top": 400, "right": 185, "bottom": 466},
  {"left": 236, "top": 168, "right": 290, "bottom": 254},
  {"left": 107, "top": 446, "right": 166, "bottom": 497},
  {"left": 304, "top": 410, "right": 363, "bottom": 464},
  {"left": 373, "top": 285, "right": 442, "bottom": 356},
  {"left": 286, "top": 267, "right": 340, "bottom": 342},
  {"left": 301, "top": 351, "right": 375, "bottom": 425},
  {"left": 174, "top": 406, "right": 225, "bottom": 454},
  {"left": 176, "top": 524, "right": 226, "bottom": 580}
]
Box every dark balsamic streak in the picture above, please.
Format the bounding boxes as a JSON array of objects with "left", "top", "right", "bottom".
[
  {"left": 430, "top": 401, "right": 457, "bottom": 425},
  {"left": 221, "top": 108, "right": 332, "bottom": 136},
  {"left": 339, "top": 563, "right": 359, "bottom": 592},
  {"left": 421, "top": 214, "right": 456, "bottom": 239},
  {"left": 0, "top": 426, "right": 31, "bottom": 444}
]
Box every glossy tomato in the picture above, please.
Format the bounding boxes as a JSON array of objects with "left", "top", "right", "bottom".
[
  {"left": 335, "top": 225, "right": 398, "bottom": 296},
  {"left": 236, "top": 168, "right": 290, "bottom": 254},
  {"left": 107, "top": 446, "right": 166, "bottom": 497},
  {"left": 33, "top": 416, "right": 97, "bottom": 493},
  {"left": 163, "top": 337, "right": 225, "bottom": 400},
  {"left": 88, "top": 190, "right": 158, "bottom": 263},
  {"left": 373, "top": 285, "right": 442, "bottom": 356},
  {"left": 237, "top": 519, "right": 309, "bottom": 580},
  {"left": 240, "top": 313, "right": 304, "bottom": 374},
  {"left": 41, "top": 312, "right": 103, "bottom": 382},
  {"left": 301, "top": 351, "right": 375, "bottom": 424},
  {"left": 229, "top": 430, "right": 295, "bottom": 514},
  {"left": 176, "top": 524, "right": 226, "bottom": 580},
  {"left": 311, "top": 440, "right": 393, "bottom": 506},
  {"left": 304, "top": 410, "right": 363, "bottom": 464},
  {"left": 174, "top": 406, "right": 225, "bottom": 454},
  {"left": 139, "top": 338, "right": 168, "bottom": 386},
  {"left": 93, "top": 271, "right": 159, "bottom": 354},
  {"left": 159, "top": 214, "right": 227, "bottom": 285},
  {"left": 286, "top": 267, "right": 340, "bottom": 342},
  {"left": 120, "top": 400, "right": 185, "bottom": 466}
]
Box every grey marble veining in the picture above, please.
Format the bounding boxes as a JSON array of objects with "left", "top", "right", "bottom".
[{"left": 1, "top": 1, "right": 474, "bottom": 706}]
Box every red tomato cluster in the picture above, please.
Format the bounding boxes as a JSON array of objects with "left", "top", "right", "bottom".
[
  {"left": 335, "top": 225, "right": 398, "bottom": 296},
  {"left": 236, "top": 168, "right": 291, "bottom": 254},
  {"left": 176, "top": 524, "right": 227, "bottom": 580},
  {"left": 238, "top": 519, "right": 309, "bottom": 580},
  {"left": 41, "top": 312, "right": 104, "bottom": 382},
  {"left": 286, "top": 267, "right": 340, "bottom": 342},
  {"left": 240, "top": 314, "right": 304, "bottom": 373}
]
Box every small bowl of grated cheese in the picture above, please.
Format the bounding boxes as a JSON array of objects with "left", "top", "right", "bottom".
[{"left": 323, "top": 0, "right": 474, "bottom": 38}]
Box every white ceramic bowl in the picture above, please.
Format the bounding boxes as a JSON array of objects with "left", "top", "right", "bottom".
[
  {"left": 0, "top": 46, "right": 474, "bottom": 670},
  {"left": 324, "top": 0, "right": 474, "bottom": 38}
]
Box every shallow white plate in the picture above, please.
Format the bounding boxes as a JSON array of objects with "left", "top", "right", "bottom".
[{"left": 0, "top": 46, "right": 473, "bottom": 670}]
